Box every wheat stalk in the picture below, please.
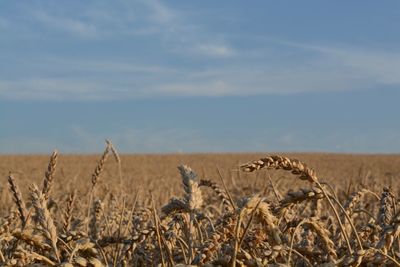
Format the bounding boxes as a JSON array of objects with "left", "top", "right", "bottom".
[
  {"left": 4, "top": 143, "right": 400, "bottom": 266},
  {"left": 179, "top": 165, "right": 203, "bottom": 211},
  {"left": 87, "top": 142, "right": 111, "bottom": 232},
  {"left": 89, "top": 199, "right": 103, "bottom": 241},
  {"left": 199, "top": 179, "right": 233, "bottom": 212},
  {"left": 91, "top": 143, "right": 111, "bottom": 189},
  {"left": 378, "top": 187, "right": 394, "bottom": 228},
  {"left": 62, "top": 190, "right": 76, "bottom": 233},
  {"left": 42, "top": 150, "right": 58, "bottom": 201},
  {"left": 29, "top": 183, "right": 60, "bottom": 262},
  {"left": 7, "top": 173, "right": 27, "bottom": 226},
  {"left": 241, "top": 155, "right": 318, "bottom": 183},
  {"left": 178, "top": 165, "right": 203, "bottom": 263},
  {"left": 105, "top": 139, "right": 123, "bottom": 190},
  {"left": 241, "top": 155, "right": 357, "bottom": 254}
]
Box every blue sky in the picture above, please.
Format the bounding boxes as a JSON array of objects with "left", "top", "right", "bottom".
[{"left": 1, "top": 1, "right": 399, "bottom": 153}]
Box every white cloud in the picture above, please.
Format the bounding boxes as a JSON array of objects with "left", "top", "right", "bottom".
[
  {"left": 0, "top": 58, "right": 182, "bottom": 100},
  {"left": 43, "top": 58, "right": 179, "bottom": 75},
  {"left": 326, "top": 49, "right": 400, "bottom": 85},
  {"left": 2, "top": 125, "right": 399, "bottom": 153},
  {"left": 33, "top": 11, "right": 98, "bottom": 38},
  {"left": 194, "top": 43, "right": 236, "bottom": 58},
  {"left": 141, "top": 0, "right": 176, "bottom": 25},
  {"left": 2, "top": 44, "right": 400, "bottom": 101},
  {"left": 69, "top": 126, "right": 211, "bottom": 153},
  {"left": 268, "top": 39, "right": 400, "bottom": 86},
  {"left": 2, "top": 0, "right": 400, "bottom": 100},
  {"left": 24, "top": 0, "right": 179, "bottom": 39},
  {"left": 150, "top": 60, "right": 374, "bottom": 97},
  {"left": 156, "top": 80, "right": 231, "bottom": 96},
  {"left": 0, "top": 79, "right": 141, "bottom": 101}
]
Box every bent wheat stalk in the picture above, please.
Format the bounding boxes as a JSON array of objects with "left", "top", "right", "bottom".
[
  {"left": 8, "top": 173, "right": 27, "bottom": 226},
  {"left": 199, "top": 179, "right": 233, "bottom": 212},
  {"left": 241, "top": 155, "right": 356, "bottom": 254}
]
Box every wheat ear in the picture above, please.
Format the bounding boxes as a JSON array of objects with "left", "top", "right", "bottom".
[
  {"left": 91, "top": 143, "right": 111, "bottom": 190},
  {"left": 42, "top": 150, "right": 58, "bottom": 200},
  {"left": 62, "top": 190, "right": 76, "bottom": 233},
  {"left": 105, "top": 139, "right": 123, "bottom": 190},
  {"left": 87, "top": 142, "right": 110, "bottom": 232},
  {"left": 378, "top": 187, "right": 394, "bottom": 228},
  {"left": 89, "top": 199, "right": 103, "bottom": 241},
  {"left": 8, "top": 173, "right": 27, "bottom": 226},
  {"left": 179, "top": 165, "right": 203, "bottom": 211},
  {"left": 29, "top": 183, "right": 60, "bottom": 262},
  {"left": 178, "top": 165, "right": 203, "bottom": 263},
  {"left": 12, "top": 228, "right": 51, "bottom": 250},
  {"left": 199, "top": 179, "right": 232, "bottom": 212},
  {"left": 241, "top": 155, "right": 356, "bottom": 254}
]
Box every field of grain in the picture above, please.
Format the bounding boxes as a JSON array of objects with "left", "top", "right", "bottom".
[{"left": 1, "top": 142, "right": 400, "bottom": 266}]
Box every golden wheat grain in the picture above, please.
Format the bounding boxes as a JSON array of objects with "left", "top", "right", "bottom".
[
  {"left": 91, "top": 144, "right": 111, "bottom": 189},
  {"left": 29, "top": 183, "right": 60, "bottom": 262},
  {"left": 89, "top": 199, "right": 103, "bottom": 241},
  {"left": 7, "top": 173, "right": 27, "bottom": 226},
  {"left": 199, "top": 179, "right": 233, "bottom": 212},
  {"left": 62, "top": 190, "right": 76, "bottom": 234},
  {"left": 2, "top": 144, "right": 400, "bottom": 266},
  {"left": 42, "top": 150, "right": 58, "bottom": 201},
  {"left": 241, "top": 155, "right": 318, "bottom": 183},
  {"left": 378, "top": 187, "right": 394, "bottom": 228}
]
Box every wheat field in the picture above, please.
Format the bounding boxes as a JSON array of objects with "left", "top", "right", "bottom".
[{"left": 1, "top": 141, "right": 400, "bottom": 266}]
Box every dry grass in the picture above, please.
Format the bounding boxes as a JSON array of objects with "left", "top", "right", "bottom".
[{"left": 1, "top": 142, "right": 400, "bottom": 266}]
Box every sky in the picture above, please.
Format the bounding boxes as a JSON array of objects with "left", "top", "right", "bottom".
[{"left": 1, "top": 1, "right": 400, "bottom": 154}]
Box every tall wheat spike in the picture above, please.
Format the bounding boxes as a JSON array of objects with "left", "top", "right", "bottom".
[
  {"left": 178, "top": 165, "right": 203, "bottom": 263},
  {"left": 29, "top": 184, "right": 60, "bottom": 262},
  {"left": 87, "top": 142, "right": 111, "bottom": 232},
  {"left": 89, "top": 199, "right": 103, "bottom": 241},
  {"left": 105, "top": 139, "right": 123, "bottom": 190},
  {"left": 179, "top": 165, "right": 203, "bottom": 211},
  {"left": 91, "top": 142, "right": 111, "bottom": 189},
  {"left": 7, "top": 173, "right": 27, "bottom": 226},
  {"left": 62, "top": 190, "right": 76, "bottom": 233},
  {"left": 42, "top": 150, "right": 58, "bottom": 200},
  {"left": 4, "top": 143, "right": 400, "bottom": 266},
  {"left": 378, "top": 187, "right": 394, "bottom": 228}
]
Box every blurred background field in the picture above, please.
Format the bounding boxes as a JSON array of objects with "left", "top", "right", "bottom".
[{"left": 2, "top": 152, "right": 400, "bottom": 213}]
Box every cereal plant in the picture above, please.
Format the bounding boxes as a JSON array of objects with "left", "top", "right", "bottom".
[{"left": 1, "top": 141, "right": 400, "bottom": 266}]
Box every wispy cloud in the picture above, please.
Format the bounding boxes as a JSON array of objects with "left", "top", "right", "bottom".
[
  {"left": 325, "top": 49, "right": 400, "bottom": 85},
  {"left": 268, "top": 39, "right": 400, "bottom": 85},
  {"left": 2, "top": 123, "right": 399, "bottom": 153},
  {"left": 41, "top": 58, "right": 179, "bottom": 75},
  {"left": 0, "top": 79, "right": 107, "bottom": 100},
  {"left": 156, "top": 80, "right": 231, "bottom": 96},
  {"left": 2, "top": 43, "right": 400, "bottom": 100},
  {"left": 193, "top": 43, "right": 236, "bottom": 58},
  {"left": 67, "top": 126, "right": 211, "bottom": 153},
  {"left": 32, "top": 11, "right": 98, "bottom": 38},
  {"left": 141, "top": 0, "right": 176, "bottom": 25},
  {"left": 2, "top": 1, "right": 400, "bottom": 100},
  {"left": 9, "top": 0, "right": 178, "bottom": 39}
]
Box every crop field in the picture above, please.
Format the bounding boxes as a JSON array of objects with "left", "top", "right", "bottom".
[{"left": 1, "top": 142, "right": 400, "bottom": 266}]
